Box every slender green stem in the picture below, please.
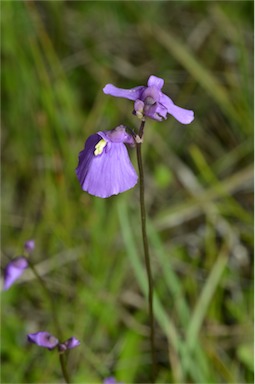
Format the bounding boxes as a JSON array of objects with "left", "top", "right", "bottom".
[
  {"left": 27, "top": 260, "right": 70, "bottom": 384},
  {"left": 59, "top": 353, "right": 71, "bottom": 384},
  {"left": 136, "top": 119, "right": 156, "bottom": 382}
]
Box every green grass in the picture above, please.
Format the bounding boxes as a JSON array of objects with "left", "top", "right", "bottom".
[{"left": 1, "top": 1, "right": 253, "bottom": 383}]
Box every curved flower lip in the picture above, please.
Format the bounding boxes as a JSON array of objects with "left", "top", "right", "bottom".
[
  {"left": 103, "top": 75, "right": 194, "bottom": 124},
  {"left": 3, "top": 257, "right": 28, "bottom": 291},
  {"left": 27, "top": 332, "right": 59, "bottom": 350},
  {"left": 76, "top": 125, "right": 138, "bottom": 198}
]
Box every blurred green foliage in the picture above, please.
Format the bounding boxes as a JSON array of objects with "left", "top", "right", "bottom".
[{"left": 1, "top": 1, "right": 253, "bottom": 383}]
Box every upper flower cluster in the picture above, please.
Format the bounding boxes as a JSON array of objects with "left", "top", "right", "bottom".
[
  {"left": 76, "top": 75, "right": 194, "bottom": 198},
  {"left": 103, "top": 75, "right": 194, "bottom": 124}
]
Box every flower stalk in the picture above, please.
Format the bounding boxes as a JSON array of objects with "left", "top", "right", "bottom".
[
  {"left": 59, "top": 353, "right": 70, "bottom": 384},
  {"left": 136, "top": 119, "right": 156, "bottom": 382},
  {"left": 27, "top": 260, "right": 71, "bottom": 384},
  {"left": 76, "top": 74, "right": 194, "bottom": 382}
]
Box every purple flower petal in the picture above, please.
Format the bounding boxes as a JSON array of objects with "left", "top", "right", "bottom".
[
  {"left": 99, "top": 125, "right": 135, "bottom": 145},
  {"left": 144, "top": 101, "right": 168, "bottom": 121},
  {"left": 134, "top": 99, "right": 145, "bottom": 119},
  {"left": 76, "top": 133, "right": 100, "bottom": 184},
  {"left": 141, "top": 86, "right": 161, "bottom": 104},
  {"left": 104, "top": 377, "right": 123, "bottom": 384},
  {"left": 103, "top": 378, "right": 116, "bottom": 384},
  {"left": 103, "top": 84, "right": 144, "bottom": 101},
  {"left": 3, "top": 257, "right": 28, "bottom": 290},
  {"left": 65, "top": 337, "right": 80, "bottom": 349},
  {"left": 147, "top": 75, "right": 164, "bottom": 90},
  {"left": 76, "top": 126, "right": 138, "bottom": 198},
  {"left": 24, "top": 239, "right": 35, "bottom": 253},
  {"left": 27, "top": 332, "right": 59, "bottom": 350},
  {"left": 160, "top": 94, "right": 194, "bottom": 124},
  {"left": 59, "top": 337, "right": 80, "bottom": 352}
]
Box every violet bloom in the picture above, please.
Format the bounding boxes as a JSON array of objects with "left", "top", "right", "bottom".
[
  {"left": 24, "top": 239, "right": 35, "bottom": 253},
  {"left": 76, "top": 125, "right": 138, "bottom": 198},
  {"left": 58, "top": 337, "right": 80, "bottom": 352},
  {"left": 104, "top": 378, "right": 122, "bottom": 384},
  {"left": 103, "top": 75, "right": 194, "bottom": 124},
  {"left": 27, "top": 332, "right": 59, "bottom": 350},
  {"left": 3, "top": 257, "right": 28, "bottom": 291},
  {"left": 27, "top": 332, "right": 80, "bottom": 352}
]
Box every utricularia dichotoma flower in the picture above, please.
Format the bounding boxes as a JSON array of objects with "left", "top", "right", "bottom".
[
  {"left": 103, "top": 75, "right": 194, "bottom": 123},
  {"left": 3, "top": 257, "right": 28, "bottom": 291},
  {"left": 2, "top": 239, "right": 35, "bottom": 291},
  {"left": 76, "top": 125, "right": 138, "bottom": 198},
  {"left": 27, "top": 332, "right": 80, "bottom": 352},
  {"left": 24, "top": 239, "right": 35, "bottom": 253}
]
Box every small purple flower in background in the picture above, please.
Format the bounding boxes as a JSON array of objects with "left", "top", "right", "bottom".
[
  {"left": 103, "top": 377, "right": 123, "bottom": 384},
  {"left": 103, "top": 75, "right": 194, "bottom": 124},
  {"left": 24, "top": 239, "right": 35, "bottom": 253},
  {"left": 76, "top": 125, "right": 138, "bottom": 198},
  {"left": 3, "top": 257, "right": 28, "bottom": 291},
  {"left": 27, "top": 332, "right": 59, "bottom": 350},
  {"left": 27, "top": 332, "right": 80, "bottom": 352},
  {"left": 58, "top": 337, "right": 81, "bottom": 352}
]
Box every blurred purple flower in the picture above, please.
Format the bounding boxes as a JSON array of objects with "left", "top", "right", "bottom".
[
  {"left": 27, "top": 332, "right": 80, "bottom": 352},
  {"left": 27, "top": 332, "right": 59, "bottom": 350},
  {"left": 3, "top": 257, "right": 28, "bottom": 290},
  {"left": 58, "top": 337, "right": 80, "bottom": 352},
  {"left": 103, "top": 75, "right": 194, "bottom": 124},
  {"left": 76, "top": 125, "right": 138, "bottom": 198},
  {"left": 24, "top": 239, "right": 35, "bottom": 253},
  {"left": 104, "top": 377, "right": 122, "bottom": 384}
]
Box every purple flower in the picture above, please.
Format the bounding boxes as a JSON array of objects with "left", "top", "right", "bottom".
[
  {"left": 103, "top": 75, "right": 194, "bottom": 124},
  {"left": 3, "top": 257, "right": 28, "bottom": 290},
  {"left": 24, "top": 239, "right": 35, "bottom": 253},
  {"left": 76, "top": 125, "right": 138, "bottom": 198},
  {"left": 104, "top": 377, "right": 122, "bottom": 384},
  {"left": 27, "top": 332, "right": 59, "bottom": 350},
  {"left": 27, "top": 332, "right": 80, "bottom": 352},
  {"left": 58, "top": 337, "right": 80, "bottom": 352}
]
